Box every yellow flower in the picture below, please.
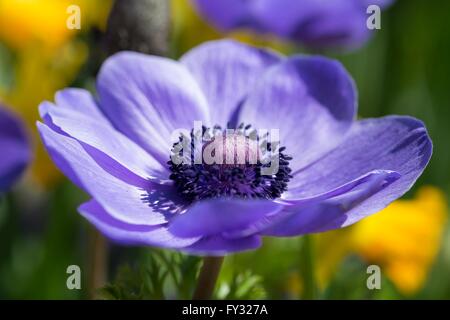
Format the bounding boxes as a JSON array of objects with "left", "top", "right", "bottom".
[
  {"left": 0, "top": 0, "right": 70, "bottom": 50},
  {"left": 316, "top": 186, "right": 448, "bottom": 295},
  {"left": 0, "top": 0, "right": 112, "bottom": 186},
  {"left": 0, "top": 0, "right": 110, "bottom": 50}
]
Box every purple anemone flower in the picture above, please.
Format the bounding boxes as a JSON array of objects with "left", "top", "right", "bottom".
[
  {"left": 38, "top": 40, "right": 431, "bottom": 256},
  {"left": 0, "top": 105, "right": 31, "bottom": 192},
  {"left": 192, "top": 0, "right": 393, "bottom": 49}
]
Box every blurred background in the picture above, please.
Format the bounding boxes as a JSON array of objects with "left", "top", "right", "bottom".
[{"left": 0, "top": 0, "right": 449, "bottom": 299}]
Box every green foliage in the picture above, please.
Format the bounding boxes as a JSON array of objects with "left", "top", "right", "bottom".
[
  {"left": 100, "top": 250, "right": 201, "bottom": 300},
  {"left": 0, "top": 182, "right": 85, "bottom": 299},
  {"left": 322, "top": 256, "right": 399, "bottom": 300},
  {"left": 0, "top": 43, "right": 15, "bottom": 90},
  {"left": 101, "top": 264, "right": 162, "bottom": 300},
  {"left": 101, "top": 250, "right": 267, "bottom": 300},
  {"left": 0, "top": 195, "right": 7, "bottom": 230},
  {"left": 217, "top": 270, "right": 267, "bottom": 300}
]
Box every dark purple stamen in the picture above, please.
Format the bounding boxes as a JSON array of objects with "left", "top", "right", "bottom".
[{"left": 168, "top": 124, "right": 292, "bottom": 203}]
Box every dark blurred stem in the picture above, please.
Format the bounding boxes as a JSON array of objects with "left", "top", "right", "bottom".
[
  {"left": 87, "top": 228, "right": 108, "bottom": 299},
  {"left": 105, "top": 0, "right": 170, "bottom": 56},
  {"left": 193, "top": 256, "right": 224, "bottom": 300},
  {"left": 300, "top": 235, "right": 317, "bottom": 299}
]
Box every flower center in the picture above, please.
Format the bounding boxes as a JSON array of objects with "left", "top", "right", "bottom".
[{"left": 168, "top": 124, "right": 292, "bottom": 203}]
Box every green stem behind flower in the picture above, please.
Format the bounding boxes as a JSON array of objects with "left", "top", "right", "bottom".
[
  {"left": 193, "top": 256, "right": 224, "bottom": 300},
  {"left": 299, "top": 235, "right": 317, "bottom": 300},
  {"left": 87, "top": 228, "right": 108, "bottom": 299}
]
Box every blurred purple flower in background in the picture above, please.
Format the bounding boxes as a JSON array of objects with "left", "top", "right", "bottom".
[
  {"left": 0, "top": 105, "right": 31, "bottom": 192},
  {"left": 38, "top": 40, "right": 430, "bottom": 256},
  {"left": 192, "top": 0, "right": 393, "bottom": 49}
]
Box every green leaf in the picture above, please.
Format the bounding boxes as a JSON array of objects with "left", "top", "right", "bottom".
[
  {"left": 100, "top": 249, "right": 201, "bottom": 300},
  {"left": 217, "top": 270, "right": 267, "bottom": 300}
]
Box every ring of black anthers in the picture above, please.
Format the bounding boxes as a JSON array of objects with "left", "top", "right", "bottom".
[{"left": 168, "top": 123, "right": 293, "bottom": 203}]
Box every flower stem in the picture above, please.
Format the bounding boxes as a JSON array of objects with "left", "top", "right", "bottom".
[
  {"left": 106, "top": 0, "right": 170, "bottom": 56},
  {"left": 87, "top": 228, "right": 108, "bottom": 299},
  {"left": 193, "top": 256, "right": 224, "bottom": 300},
  {"left": 299, "top": 235, "right": 317, "bottom": 299}
]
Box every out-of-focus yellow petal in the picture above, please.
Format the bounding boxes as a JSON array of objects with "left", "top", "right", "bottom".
[
  {"left": 315, "top": 186, "right": 448, "bottom": 295},
  {"left": 0, "top": 0, "right": 71, "bottom": 50},
  {"left": 0, "top": 0, "right": 112, "bottom": 50}
]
